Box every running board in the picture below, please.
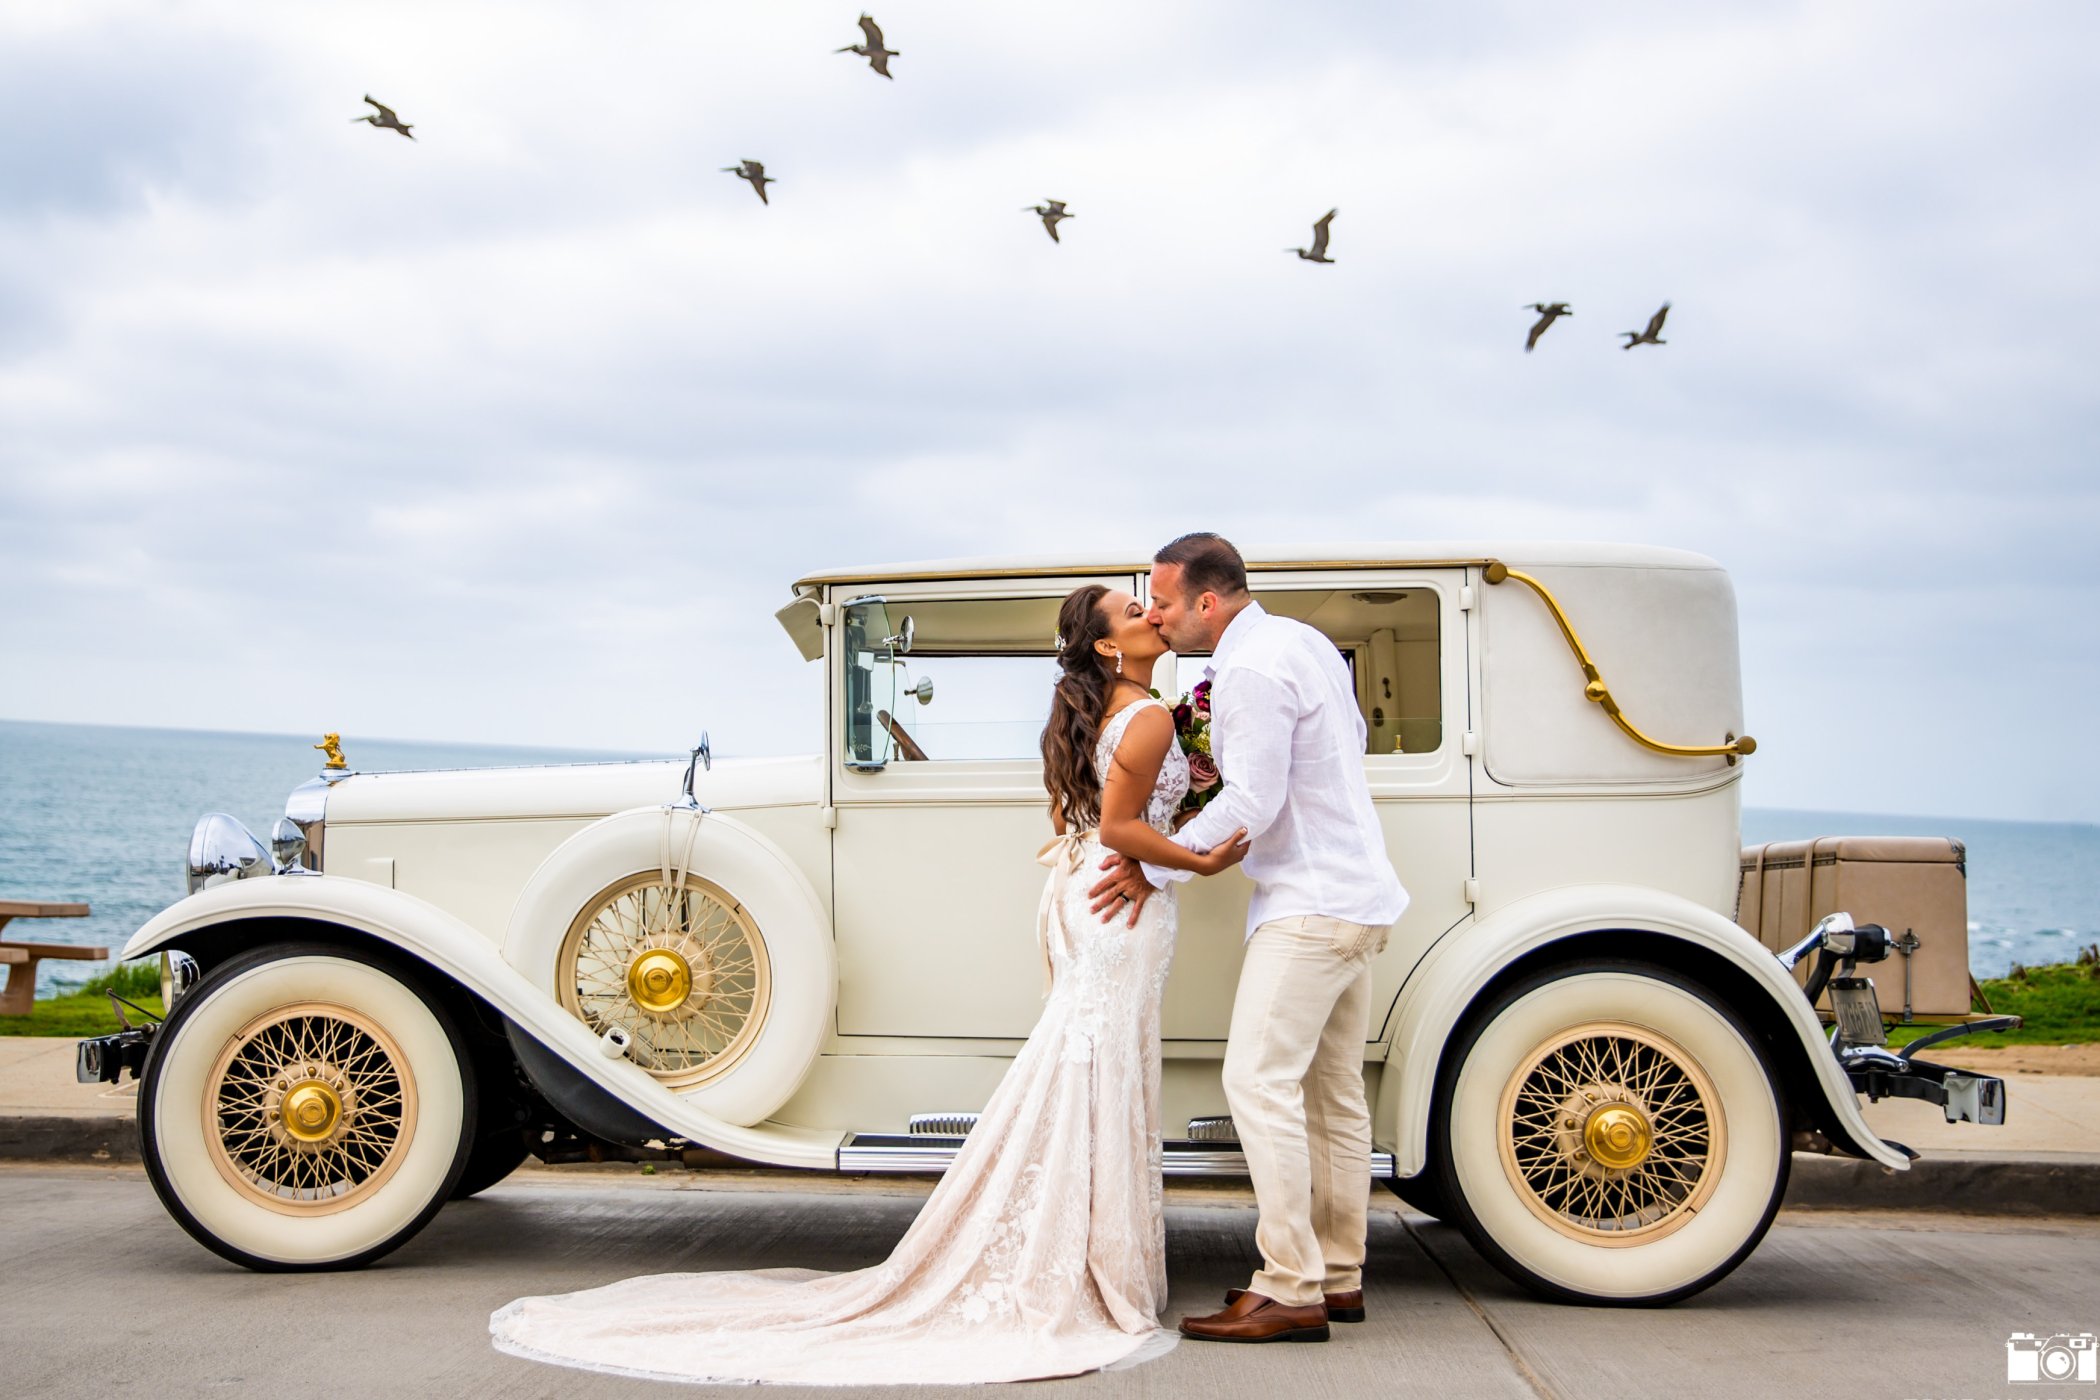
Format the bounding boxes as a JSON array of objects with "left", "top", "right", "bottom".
[{"left": 839, "top": 1134, "right": 1396, "bottom": 1179}]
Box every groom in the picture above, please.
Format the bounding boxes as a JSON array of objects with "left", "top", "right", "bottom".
[{"left": 1091, "top": 532, "right": 1408, "bottom": 1343}]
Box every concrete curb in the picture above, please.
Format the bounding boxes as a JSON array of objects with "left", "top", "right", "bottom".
[
  {"left": 1784, "top": 1151, "right": 2100, "bottom": 1216},
  {"left": 4, "top": 1114, "right": 2097, "bottom": 1214},
  {"left": 2, "top": 1116, "right": 142, "bottom": 1166}
]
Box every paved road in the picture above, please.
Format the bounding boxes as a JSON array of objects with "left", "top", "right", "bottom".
[{"left": 8, "top": 1164, "right": 2098, "bottom": 1399}]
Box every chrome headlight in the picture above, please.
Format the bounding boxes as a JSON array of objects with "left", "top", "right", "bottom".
[
  {"left": 186, "top": 812, "right": 271, "bottom": 894},
  {"left": 269, "top": 817, "right": 309, "bottom": 873},
  {"left": 283, "top": 776, "right": 329, "bottom": 872}
]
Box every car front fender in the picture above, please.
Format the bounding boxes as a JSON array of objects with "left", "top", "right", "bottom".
[
  {"left": 118, "top": 876, "right": 844, "bottom": 1169},
  {"left": 1376, "top": 883, "right": 1910, "bottom": 1174}
]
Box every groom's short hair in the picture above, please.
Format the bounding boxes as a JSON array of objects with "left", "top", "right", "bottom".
[{"left": 1155, "top": 533, "right": 1248, "bottom": 600}]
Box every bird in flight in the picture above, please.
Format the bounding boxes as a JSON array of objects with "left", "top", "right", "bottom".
[
  {"left": 1024, "top": 200, "right": 1074, "bottom": 243},
  {"left": 837, "top": 14, "right": 899, "bottom": 79},
  {"left": 352, "top": 96, "right": 414, "bottom": 140},
  {"left": 723, "top": 160, "right": 776, "bottom": 204},
  {"left": 1523, "top": 302, "right": 1572, "bottom": 352},
  {"left": 1287, "top": 209, "right": 1337, "bottom": 263},
  {"left": 1621, "top": 302, "right": 1671, "bottom": 349}
]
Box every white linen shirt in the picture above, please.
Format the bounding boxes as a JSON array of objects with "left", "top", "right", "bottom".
[{"left": 1142, "top": 601, "right": 1409, "bottom": 939}]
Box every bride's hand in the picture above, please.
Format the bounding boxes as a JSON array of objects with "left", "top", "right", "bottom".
[{"left": 1191, "top": 828, "right": 1251, "bottom": 876}]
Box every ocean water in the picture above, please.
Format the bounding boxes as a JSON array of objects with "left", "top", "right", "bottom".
[
  {"left": 0, "top": 720, "right": 655, "bottom": 996},
  {"left": 1, "top": 719, "right": 2093, "bottom": 994}
]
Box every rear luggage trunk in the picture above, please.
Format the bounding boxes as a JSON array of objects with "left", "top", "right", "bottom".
[{"left": 1738, "top": 835, "right": 1974, "bottom": 1022}]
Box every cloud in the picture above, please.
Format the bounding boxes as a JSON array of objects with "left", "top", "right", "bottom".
[{"left": 1, "top": 0, "right": 2096, "bottom": 820}]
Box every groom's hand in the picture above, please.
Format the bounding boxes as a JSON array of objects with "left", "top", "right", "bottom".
[{"left": 1087, "top": 855, "right": 1154, "bottom": 927}]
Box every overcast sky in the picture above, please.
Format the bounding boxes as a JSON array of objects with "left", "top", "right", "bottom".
[{"left": 1, "top": 1, "right": 2095, "bottom": 823}]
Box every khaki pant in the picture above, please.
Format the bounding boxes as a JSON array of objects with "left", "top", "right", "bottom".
[{"left": 1222, "top": 914, "right": 1390, "bottom": 1306}]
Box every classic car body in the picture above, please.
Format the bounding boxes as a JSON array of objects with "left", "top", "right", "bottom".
[{"left": 83, "top": 542, "right": 2012, "bottom": 1302}]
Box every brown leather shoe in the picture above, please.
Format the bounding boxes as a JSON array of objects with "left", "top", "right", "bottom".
[
  {"left": 1179, "top": 1290, "right": 1330, "bottom": 1343},
  {"left": 1225, "top": 1286, "right": 1364, "bottom": 1323}
]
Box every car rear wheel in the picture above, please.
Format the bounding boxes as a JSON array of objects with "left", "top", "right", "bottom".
[
  {"left": 1434, "top": 961, "right": 1788, "bottom": 1305},
  {"left": 139, "top": 943, "right": 474, "bottom": 1271}
]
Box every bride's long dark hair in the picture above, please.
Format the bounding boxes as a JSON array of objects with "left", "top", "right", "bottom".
[{"left": 1041, "top": 584, "right": 1119, "bottom": 831}]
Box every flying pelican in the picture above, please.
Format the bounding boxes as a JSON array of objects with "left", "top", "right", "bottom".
[
  {"left": 1023, "top": 200, "right": 1074, "bottom": 243},
  {"left": 836, "top": 14, "right": 899, "bottom": 79},
  {"left": 1621, "top": 302, "right": 1670, "bottom": 349},
  {"left": 1287, "top": 209, "right": 1337, "bottom": 263},
  {"left": 722, "top": 160, "right": 775, "bottom": 204},
  {"left": 351, "top": 96, "right": 414, "bottom": 140},
  {"left": 1523, "top": 302, "right": 1572, "bottom": 352}
]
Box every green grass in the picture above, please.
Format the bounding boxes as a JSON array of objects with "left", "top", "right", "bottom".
[
  {"left": 1883, "top": 960, "right": 2100, "bottom": 1049},
  {"left": 7, "top": 956, "right": 2096, "bottom": 1047},
  {"left": 2, "top": 959, "right": 166, "bottom": 1037}
]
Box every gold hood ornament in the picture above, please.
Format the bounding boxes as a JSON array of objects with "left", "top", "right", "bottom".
[{"left": 314, "top": 733, "right": 348, "bottom": 771}]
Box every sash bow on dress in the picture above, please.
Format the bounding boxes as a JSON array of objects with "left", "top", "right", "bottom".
[{"left": 1035, "top": 829, "right": 1097, "bottom": 997}]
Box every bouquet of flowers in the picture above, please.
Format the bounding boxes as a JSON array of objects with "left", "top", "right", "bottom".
[{"left": 1155, "top": 680, "right": 1222, "bottom": 812}]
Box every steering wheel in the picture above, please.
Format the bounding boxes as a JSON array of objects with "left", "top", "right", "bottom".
[{"left": 876, "top": 709, "right": 930, "bottom": 762}]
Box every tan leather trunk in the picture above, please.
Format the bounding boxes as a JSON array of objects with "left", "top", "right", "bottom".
[{"left": 1737, "top": 836, "right": 1972, "bottom": 1021}]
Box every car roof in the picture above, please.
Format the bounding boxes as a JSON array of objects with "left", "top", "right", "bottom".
[{"left": 793, "top": 541, "right": 1724, "bottom": 590}]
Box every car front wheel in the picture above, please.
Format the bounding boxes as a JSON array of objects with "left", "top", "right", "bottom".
[
  {"left": 1434, "top": 961, "right": 1788, "bottom": 1305},
  {"left": 139, "top": 943, "right": 475, "bottom": 1271}
]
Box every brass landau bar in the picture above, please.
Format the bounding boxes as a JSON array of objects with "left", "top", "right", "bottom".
[{"left": 1482, "top": 561, "right": 1757, "bottom": 762}]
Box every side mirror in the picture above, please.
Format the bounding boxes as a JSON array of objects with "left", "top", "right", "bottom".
[
  {"left": 883, "top": 615, "right": 915, "bottom": 656},
  {"left": 905, "top": 676, "right": 934, "bottom": 705},
  {"left": 680, "top": 731, "right": 712, "bottom": 806}
]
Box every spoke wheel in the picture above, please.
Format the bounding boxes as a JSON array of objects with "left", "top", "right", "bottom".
[
  {"left": 1497, "top": 1021, "right": 1723, "bottom": 1244},
  {"left": 205, "top": 1003, "right": 417, "bottom": 1214},
  {"left": 139, "top": 943, "right": 473, "bottom": 1271},
  {"left": 557, "top": 873, "right": 772, "bottom": 1090},
  {"left": 1435, "top": 961, "right": 1788, "bottom": 1305}
]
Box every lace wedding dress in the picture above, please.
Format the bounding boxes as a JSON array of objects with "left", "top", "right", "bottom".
[{"left": 491, "top": 698, "right": 1191, "bottom": 1386}]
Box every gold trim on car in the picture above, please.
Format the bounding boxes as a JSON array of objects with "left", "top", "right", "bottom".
[
  {"left": 1496, "top": 1020, "right": 1725, "bottom": 1244},
  {"left": 204, "top": 1002, "right": 417, "bottom": 1216},
  {"left": 796, "top": 556, "right": 1500, "bottom": 589},
  {"left": 557, "top": 872, "right": 773, "bottom": 1091},
  {"left": 1483, "top": 562, "right": 1757, "bottom": 760}
]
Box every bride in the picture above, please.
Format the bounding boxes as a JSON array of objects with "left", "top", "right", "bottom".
[{"left": 491, "top": 583, "right": 1250, "bottom": 1385}]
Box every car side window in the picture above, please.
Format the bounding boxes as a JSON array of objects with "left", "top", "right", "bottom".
[
  {"left": 1249, "top": 586, "right": 1443, "bottom": 755},
  {"left": 843, "top": 596, "right": 1065, "bottom": 764}
]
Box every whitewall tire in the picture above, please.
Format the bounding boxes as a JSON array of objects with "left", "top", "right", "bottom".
[
  {"left": 139, "top": 944, "right": 473, "bottom": 1271},
  {"left": 506, "top": 807, "right": 833, "bottom": 1126},
  {"left": 1434, "top": 961, "right": 1788, "bottom": 1305}
]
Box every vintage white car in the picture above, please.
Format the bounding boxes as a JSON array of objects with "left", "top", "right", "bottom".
[{"left": 80, "top": 542, "right": 2014, "bottom": 1303}]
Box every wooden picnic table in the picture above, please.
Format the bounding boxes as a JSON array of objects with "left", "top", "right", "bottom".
[{"left": 0, "top": 900, "right": 103, "bottom": 1017}]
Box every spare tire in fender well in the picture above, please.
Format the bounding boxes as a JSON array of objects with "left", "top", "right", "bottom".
[{"left": 504, "top": 805, "right": 834, "bottom": 1128}]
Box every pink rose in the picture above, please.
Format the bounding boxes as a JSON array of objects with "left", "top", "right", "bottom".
[{"left": 1187, "top": 751, "right": 1221, "bottom": 791}]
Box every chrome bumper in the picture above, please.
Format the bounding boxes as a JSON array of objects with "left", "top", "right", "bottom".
[{"left": 1838, "top": 1042, "right": 2009, "bottom": 1126}]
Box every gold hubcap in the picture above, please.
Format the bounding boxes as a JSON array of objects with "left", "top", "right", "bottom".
[
  {"left": 557, "top": 873, "right": 772, "bottom": 1090},
  {"left": 204, "top": 1003, "right": 417, "bottom": 1214},
  {"left": 1582, "top": 1103, "right": 1652, "bottom": 1170},
  {"left": 627, "top": 949, "right": 694, "bottom": 1014},
  {"left": 279, "top": 1080, "right": 343, "bottom": 1142},
  {"left": 1497, "top": 1020, "right": 1725, "bottom": 1244}
]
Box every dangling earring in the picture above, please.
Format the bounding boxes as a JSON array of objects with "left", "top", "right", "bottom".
[{"left": 1116, "top": 651, "right": 1124, "bottom": 676}]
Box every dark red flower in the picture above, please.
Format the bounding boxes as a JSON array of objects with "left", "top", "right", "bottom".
[{"left": 1172, "top": 703, "right": 1194, "bottom": 729}]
